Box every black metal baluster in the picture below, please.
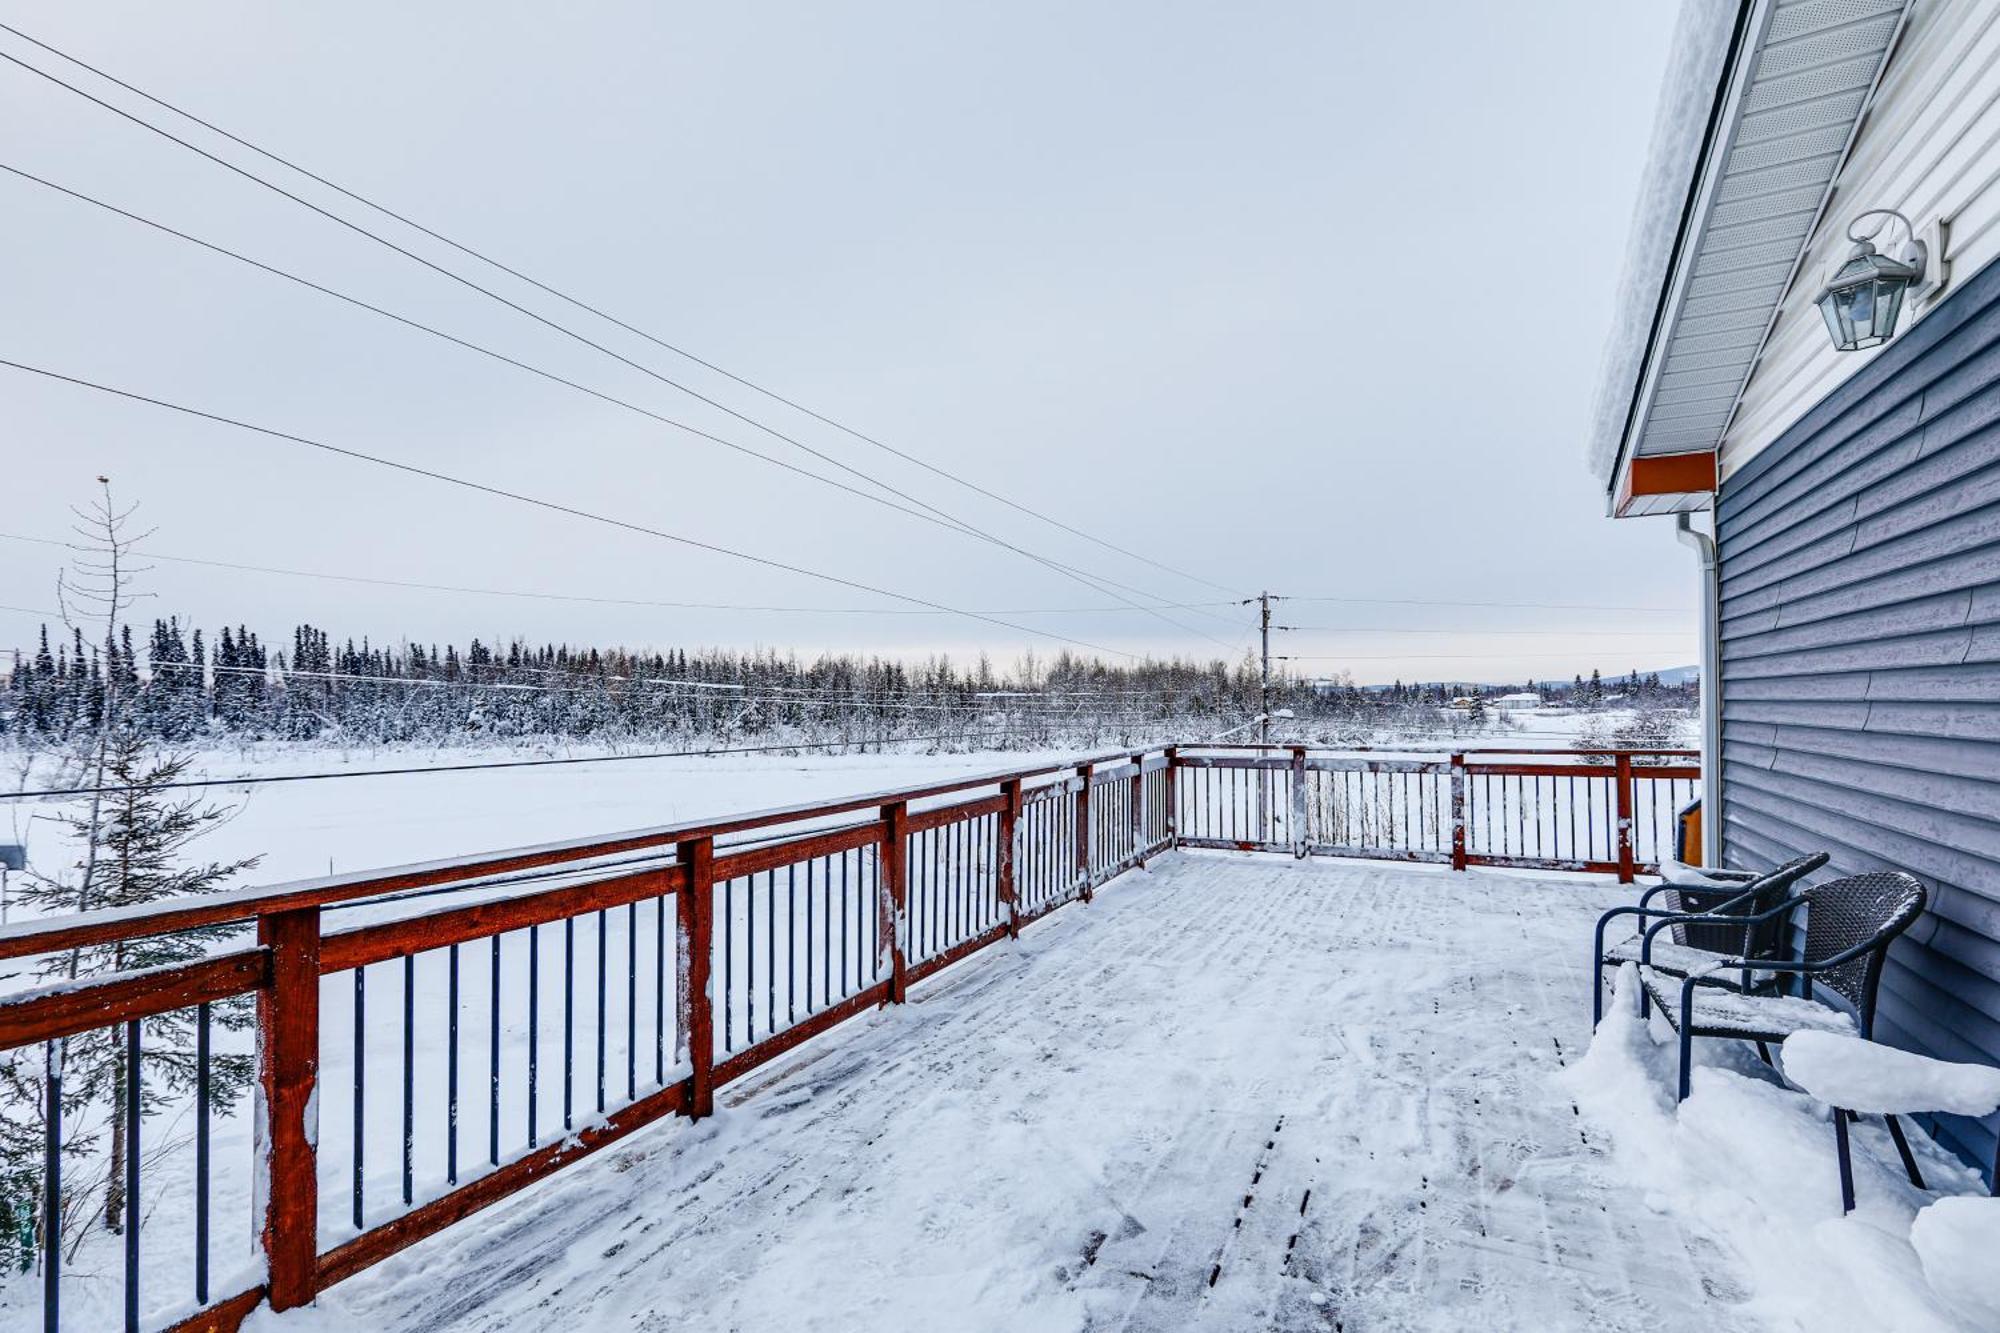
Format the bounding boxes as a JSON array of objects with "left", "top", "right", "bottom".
[
  {"left": 792, "top": 863, "right": 802, "bottom": 1022},
  {"left": 563, "top": 916, "right": 575, "bottom": 1130},
  {"left": 818, "top": 857, "right": 829, "bottom": 1006},
  {"left": 628, "top": 900, "right": 638, "bottom": 1102},
  {"left": 1564, "top": 776, "right": 1575, "bottom": 860},
  {"left": 354, "top": 965, "right": 366, "bottom": 1228},
  {"left": 43, "top": 1040, "right": 59, "bottom": 1333},
  {"left": 403, "top": 953, "right": 415, "bottom": 1205},
  {"left": 596, "top": 909, "right": 608, "bottom": 1114},
  {"left": 447, "top": 944, "right": 459, "bottom": 1185},
  {"left": 489, "top": 936, "right": 500, "bottom": 1167},
  {"left": 655, "top": 894, "right": 666, "bottom": 1087},
  {"left": 839, "top": 851, "right": 850, "bottom": 997},
  {"left": 528, "top": 925, "right": 540, "bottom": 1147},
  {"left": 765, "top": 871, "right": 776, "bottom": 1037},
  {"left": 124, "top": 1019, "right": 139, "bottom": 1333},
  {"left": 196, "top": 1001, "right": 210, "bottom": 1304},
  {"left": 1534, "top": 776, "right": 1544, "bottom": 858},
  {"left": 732, "top": 872, "right": 740, "bottom": 1048}
]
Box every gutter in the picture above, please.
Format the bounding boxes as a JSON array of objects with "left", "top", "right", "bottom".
[{"left": 1675, "top": 511, "right": 1723, "bottom": 865}]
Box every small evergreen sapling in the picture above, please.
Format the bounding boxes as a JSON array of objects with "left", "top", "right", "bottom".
[{"left": 12, "top": 735, "right": 260, "bottom": 1239}]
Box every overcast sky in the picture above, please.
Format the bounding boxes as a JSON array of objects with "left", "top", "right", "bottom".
[{"left": 2, "top": 1, "right": 1691, "bottom": 685}]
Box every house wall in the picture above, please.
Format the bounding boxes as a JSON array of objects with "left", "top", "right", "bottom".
[
  {"left": 1722, "top": 0, "right": 2000, "bottom": 480},
  {"left": 1716, "top": 244, "right": 2000, "bottom": 1178}
]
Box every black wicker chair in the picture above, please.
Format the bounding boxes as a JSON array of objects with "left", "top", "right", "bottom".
[
  {"left": 1590, "top": 851, "right": 1829, "bottom": 1026},
  {"left": 1640, "top": 871, "right": 1927, "bottom": 1115}
]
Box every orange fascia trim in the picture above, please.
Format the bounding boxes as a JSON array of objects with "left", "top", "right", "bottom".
[{"left": 1616, "top": 451, "right": 1717, "bottom": 517}]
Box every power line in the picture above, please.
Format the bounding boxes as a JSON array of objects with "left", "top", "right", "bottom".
[
  {"left": 0, "top": 732, "right": 1026, "bottom": 800},
  {"left": 1276, "top": 652, "right": 1693, "bottom": 662},
  {"left": 1272, "top": 624, "right": 1691, "bottom": 638},
  {"left": 0, "top": 161, "right": 1228, "bottom": 641},
  {"left": 1280, "top": 595, "right": 1689, "bottom": 614},
  {"left": 0, "top": 357, "right": 1155, "bottom": 661},
  {"left": 0, "top": 44, "right": 1242, "bottom": 652},
  {"left": 0, "top": 531, "right": 1237, "bottom": 618},
  {"left": 0, "top": 19, "right": 1239, "bottom": 601},
  {"left": 185, "top": 661, "right": 1189, "bottom": 716}
]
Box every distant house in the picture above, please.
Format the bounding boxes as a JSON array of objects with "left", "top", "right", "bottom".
[
  {"left": 1489, "top": 692, "right": 1542, "bottom": 710},
  {"left": 1593, "top": 0, "right": 2000, "bottom": 1180}
]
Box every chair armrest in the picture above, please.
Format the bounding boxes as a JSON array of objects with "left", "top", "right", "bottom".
[{"left": 1595, "top": 893, "right": 1761, "bottom": 965}]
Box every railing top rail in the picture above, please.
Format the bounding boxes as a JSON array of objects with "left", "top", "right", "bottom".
[
  {"left": 0, "top": 745, "right": 1163, "bottom": 962},
  {"left": 1178, "top": 743, "right": 1699, "bottom": 757}
]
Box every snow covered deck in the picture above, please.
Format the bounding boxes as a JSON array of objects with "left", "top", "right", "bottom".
[{"left": 273, "top": 853, "right": 1758, "bottom": 1332}]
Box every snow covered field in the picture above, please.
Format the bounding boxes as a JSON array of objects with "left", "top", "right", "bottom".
[{"left": 3, "top": 743, "right": 1088, "bottom": 905}]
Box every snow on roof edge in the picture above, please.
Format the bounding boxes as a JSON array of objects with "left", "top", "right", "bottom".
[{"left": 1584, "top": 0, "right": 1747, "bottom": 492}]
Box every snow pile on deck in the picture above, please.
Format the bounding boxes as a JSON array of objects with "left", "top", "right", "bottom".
[
  {"left": 1911, "top": 1198, "right": 2000, "bottom": 1325},
  {"left": 1568, "top": 965, "right": 1991, "bottom": 1331}
]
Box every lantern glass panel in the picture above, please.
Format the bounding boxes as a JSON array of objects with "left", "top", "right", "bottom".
[
  {"left": 1870, "top": 278, "right": 1907, "bottom": 343},
  {"left": 1817, "top": 289, "right": 1851, "bottom": 349}
]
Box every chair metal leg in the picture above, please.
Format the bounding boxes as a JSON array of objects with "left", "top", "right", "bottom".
[
  {"left": 1883, "top": 1114, "right": 1925, "bottom": 1190},
  {"left": 1593, "top": 952, "right": 1603, "bottom": 1028},
  {"left": 1834, "top": 1109, "right": 1856, "bottom": 1214},
  {"left": 1755, "top": 1040, "right": 1772, "bottom": 1066},
  {"left": 1677, "top": 1027, "right": 1692, "bottom": 1102}
]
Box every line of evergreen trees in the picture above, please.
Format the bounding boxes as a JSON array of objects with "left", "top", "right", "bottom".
[{"left": 3, "top": 619, "right": 1693, "bottom": 751}]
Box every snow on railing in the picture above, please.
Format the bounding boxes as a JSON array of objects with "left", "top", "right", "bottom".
[{"left": 0, "top": 744, "right": 1683, "bottom": 1331}]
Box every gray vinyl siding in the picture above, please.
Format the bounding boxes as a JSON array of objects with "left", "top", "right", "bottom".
[{"left": 1716, "top": 250, "right": 2000, "bottom": 1181}]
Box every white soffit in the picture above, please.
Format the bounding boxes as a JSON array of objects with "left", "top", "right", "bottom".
[{"left": 1630, "top": 0, "right": 1909, "bottom": 461}]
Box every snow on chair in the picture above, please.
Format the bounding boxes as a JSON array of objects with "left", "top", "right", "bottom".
[
  {"left": 1640, "top": 870, "right": 1927, "bottom": 1105},
  {"left": 1782, "top": 1030, "right": 2000, "bottom": 1215},
  {"left": 1589, "top": 851, "right": 1828, "bottom": 1027}
]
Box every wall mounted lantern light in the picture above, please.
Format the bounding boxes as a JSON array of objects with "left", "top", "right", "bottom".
[{"left": 1815, "top": 209, "right": 1928, "bottom": 352}]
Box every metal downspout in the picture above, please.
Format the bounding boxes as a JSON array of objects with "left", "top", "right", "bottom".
[{"left": 1676, "top": 511, "right": 1723, "bottom": 865}]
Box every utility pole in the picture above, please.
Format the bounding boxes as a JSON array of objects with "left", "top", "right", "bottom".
[
  {"left": 1258, "top": 591, "right": 1273, "bottom": 747},
  {"left": 1241, "top": 591, "right": 1279, "bottom": 841}
]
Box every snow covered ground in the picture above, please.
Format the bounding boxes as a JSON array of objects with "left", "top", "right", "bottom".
[{"left": 226, "top": 854, "right": 1778, "bottom": 1333}]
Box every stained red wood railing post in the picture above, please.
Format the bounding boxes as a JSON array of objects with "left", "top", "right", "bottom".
[
  {"left": 1129, "top": 752, "right": 1145, "bottom": 868},
  {"left": 675, "top": 837, "right": 715, "bottom": 1119},
  {"left": 1289, "top": 746, "right": 1308, "bottom": 858},
  {"left": 998, "top": 779, "right": 1022, "bottom": 938},
  {"left": 1449, "top": 753, "right": 1468, "bottom": 872},
  {"left": 881, "top": 802, "right": 909, "bottom": 1001},
  {"left": 1164, "top": 746, "right": 1180, "bottom": 848},
  {"left": 1075, "top": 765, "right": 1093, "bottom": 902},
  {"left": 256, "top": 907, "right": 321, "bottom": 1312},
  {"left": 1614, "top": 752, "right": 1637, "bottom": 884}
]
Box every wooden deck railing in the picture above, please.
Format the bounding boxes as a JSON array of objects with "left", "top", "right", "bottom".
[{"left": 0, "top": 744, "right": 1688, "bottom": 1331}]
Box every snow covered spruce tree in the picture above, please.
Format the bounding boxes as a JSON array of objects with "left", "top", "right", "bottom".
[
  {"left": 0, "top": 482, "right": 260, "bottom": 1256},
  {"left": 14, "top": 736, "right": 260, "bottom": 1236}
]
